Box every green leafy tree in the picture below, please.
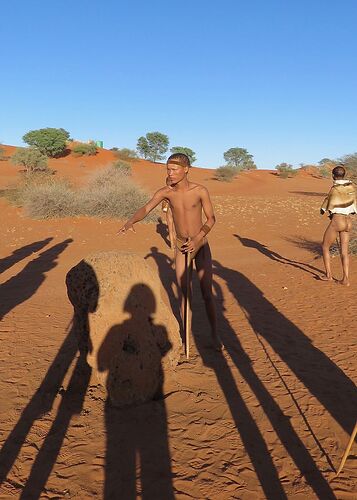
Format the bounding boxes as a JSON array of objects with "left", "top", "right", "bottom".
[
  {"left": 136, "top": 132, "right": 169, "bottom": 162},
  {"left": 23, "top": 127, "right": 70, "bottom": 157},
  {"left": 170, "top": 146, "right": 196, "bottom": 165},
  {"left": 11, "top": 147, "right": 48, "bottom": 173},
  {"left": 275, "top": 162, "right": 297, "bottom": 178},
  {"left": 223, "top": 147, "right": 256, "bottom": 170}
]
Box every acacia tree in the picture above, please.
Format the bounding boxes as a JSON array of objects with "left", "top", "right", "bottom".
[
  {"left": 23, "top": 127, "right": 70, "bottom": 157},
  {"left": 170, "top": 146, "right": 196, "bottom": 165},
  {"left": 223, "top": 147, "right": 256, "bottom": 170},
  {"left": 11, "top": 147, "right": 48, "bottom": 173},
  {"left": 136, "top": 132, "right": 169, "bottom": 162}
]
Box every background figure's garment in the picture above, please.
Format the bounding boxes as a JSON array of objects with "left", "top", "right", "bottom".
[{"left": 320, "top": 179, "right": 357, "bottom": 215}]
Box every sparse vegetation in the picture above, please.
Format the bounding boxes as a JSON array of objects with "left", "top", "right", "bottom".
[
  {"left": 72, "top": 142, "right": 97, "bottom": 156},
  {"left": 215, "top": 165, "right": 236, "bottom": 182},
  {"left": 337, "top": 153, "right": 357, "bottom": 183},
  {"left": 4, "top": 165, "right": 152, "bottom": 220},
  {"left": 112, "top": 160, "right": 131, "bottom": 175},
  {"left": 111, "top": 148, "right": 138, "bottom": 160},
  {"left": 275, "top": 163, "right": 297, "bottom": 178},
  {"left": 137, "top": 132, "right": 169, "bottom": 162},
  {"left": 11, "top": 147, "right": 49, "bottom": 173},
  {"left": 23, "top": 127, "right": 70, "bottom": 157},
  {"left": 170, "top": 146, "right": 196, "bottom": 165}
]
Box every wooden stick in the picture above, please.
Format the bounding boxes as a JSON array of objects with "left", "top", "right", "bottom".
[
  {"left": 185, "top": 249, "right": 192, "bottom": 359},
  {"left": 336, "top": 420, "right": 357, "bottom": 476}
]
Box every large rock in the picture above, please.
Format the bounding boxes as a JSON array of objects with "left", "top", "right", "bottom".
[{"left": 66, "top": 251, "right": 182, "bottom": 407}]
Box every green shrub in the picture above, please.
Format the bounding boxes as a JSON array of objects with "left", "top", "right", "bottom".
[
  {"left": 72, "top": 142, "right": 97, "bottom": 156},
  {"left": 23, "top": 127, "right": 70, "bottom": 157},
  {"left": 11, "top": 147, "right": 49, "bottom": 173},
  {"left": 275, "top": 163, "right": 297, "bottom": 178},
  {"left": 215, "top": 165, "right": 236, "bottom": 182},
  {"left": 112, "top": 160, "right": 131, "bottom": 175}
]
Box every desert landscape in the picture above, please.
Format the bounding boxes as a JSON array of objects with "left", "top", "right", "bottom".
[{"left": 0, "top": 145, "right": 356, "bottom": 499}]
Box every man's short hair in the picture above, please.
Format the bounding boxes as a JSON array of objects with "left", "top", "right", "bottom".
[
  {"left": 167, "top": 153, "right": 191, "bottom": 168},
  {"left": 332, "top": 165, "right": 346, "bottom": 179}
]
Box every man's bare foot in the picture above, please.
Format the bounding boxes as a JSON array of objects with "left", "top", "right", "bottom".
[
  {"left": 338, "top": 279, "right": 350, "bottom": 286},
  {"left": 319, "top": 275, "right": 333, "bottom": 281}
]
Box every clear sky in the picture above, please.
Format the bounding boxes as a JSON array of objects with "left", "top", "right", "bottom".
[{"left": 1, "top": 0, "right": 356, "bottom": 168}]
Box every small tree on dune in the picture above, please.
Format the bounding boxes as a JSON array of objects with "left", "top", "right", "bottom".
[
  {"left": 23, "top": 127, "right": 70, "bottom": 157},
  {"left": 136, "top": 132, "right": 169, "bottom": 162},
  {"left": 11, "top": 147, "right": 49, "bottom": 173},
  {"left": 223, "top": 147, "right": 257, "bottom": 171},
  {"left": 170, "top": 146, "right": 196, "bottom": 165},
  {"left": 275, "top": 162, "right": 297, "bottom": 178}
]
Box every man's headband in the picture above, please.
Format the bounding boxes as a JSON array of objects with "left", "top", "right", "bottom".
[{"left": 167, "top": 159, "right": 189, "bottom": 168}]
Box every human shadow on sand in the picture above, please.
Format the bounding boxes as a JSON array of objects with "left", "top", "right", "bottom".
[
  {"left": 0, "top": 260, "right": 96, "bottom": 498},
  {"left": 144, "top": 246, "right": 182, "bottom": 333},
  {"left": 97, "top": 284, "right": 174, "bottom": 499},
  {"left": 212, "top": 260, "right": 357, "bottom": 468},
  {"left": 0, "top": 239, "right": 73, "bottom": 320},
  {"left": 196, "top": 265, "right": 336, "bottom": 499},
  {"left": 0, "top": 237, "right": 53, "bottom": 275},
  {"left": 234, "top": 234, "right": 322, "bottom": 277}
]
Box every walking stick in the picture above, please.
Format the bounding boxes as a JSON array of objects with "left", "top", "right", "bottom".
[
  {"left": 184, "top": 247, "right": 192, "bottom": 359},
  {"left": 336, "top": 420, "right": 357, "bottom": 475}
]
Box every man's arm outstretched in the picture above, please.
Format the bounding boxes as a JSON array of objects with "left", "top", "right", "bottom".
[{"left": 118, "top": 188, "right": 167, "bottom": 234}]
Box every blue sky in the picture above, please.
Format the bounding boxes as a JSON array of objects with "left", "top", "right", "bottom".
[{"left": 1, "top": 0, "right": 356, "bottom": 168}]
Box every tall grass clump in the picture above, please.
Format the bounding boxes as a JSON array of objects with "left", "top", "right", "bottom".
[
  {"left": 79, "top": 166, "right": 152, "bottom": 219},
  {"left": 112, "top": 160, "right": 132, "bottom": 175}
]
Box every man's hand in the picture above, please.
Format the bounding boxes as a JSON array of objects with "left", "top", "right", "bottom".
[
  {"left": 117, "top": 222, "right": 136, "bottom": 235},
  {"left": 181, "top": 235, "right": 202, "bottom": 253}
]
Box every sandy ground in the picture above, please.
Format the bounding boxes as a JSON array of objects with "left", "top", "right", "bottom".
[{"left": 0, "top": 146, "right": 356, "bottom": 499}]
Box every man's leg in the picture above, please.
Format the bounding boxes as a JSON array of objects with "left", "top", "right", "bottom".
[
  {"left": 195, "top": 243, "right": 221, "bottom": 349},
  {"left": 339, "top": 230, "right": 350, "bottom": 286},
  {"left": 322, "top": 221, "right": 338, "bottom": 280}
]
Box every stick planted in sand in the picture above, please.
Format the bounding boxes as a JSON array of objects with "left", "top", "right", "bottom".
[
  {"left": 336, "top": 420, "right": 357, "bottom": 476},
  {"left": 184, "top": 250, "right": 192, "bottom": 359}
]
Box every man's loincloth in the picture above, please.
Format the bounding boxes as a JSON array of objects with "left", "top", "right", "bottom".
[{"left": 176, "top": 235, "right": 207, "bottom": 259}]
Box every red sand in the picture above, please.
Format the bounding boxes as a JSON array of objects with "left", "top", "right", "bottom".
[{"left": 0, "top": 146, "right": 356, "bottom": 499}]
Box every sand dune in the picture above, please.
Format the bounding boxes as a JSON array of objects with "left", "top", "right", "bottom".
[{"left": 0, "top": 147, "right": 356, "bottom": 499}]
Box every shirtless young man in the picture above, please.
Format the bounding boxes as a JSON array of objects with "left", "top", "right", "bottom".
[
  {"left": 119, "top": 153, "right": 221, "bottom": 349},
  {"left": 320, "top": 165, "right": 357, "bottom": 286}
]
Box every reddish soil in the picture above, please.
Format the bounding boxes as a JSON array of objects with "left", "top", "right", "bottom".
[{"left": 0, "top": 146, "right": 356, "bottom": 499}]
